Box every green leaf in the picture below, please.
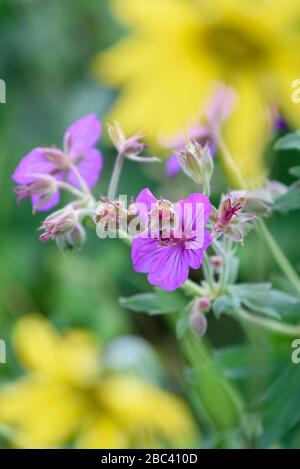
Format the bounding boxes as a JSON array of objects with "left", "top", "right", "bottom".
[
  {"left": 181, "top": 334, "right": 243, "bottom": 430},
  {"left": 176, "top": 315, "right": 189, "bottom": 339},
  {"left": 257, "top": 365, "right": 300, "bottom": 448},
  {"left": 212, "top": 295, "right": 241, "bottom": 318},
  {"left": 273, "top": 181, "right": 300, "bottom": 212},
  {"left": 275, "top": 131, "right": 300, "bottom": 151},
  {"left": 289, "top": 165, "right": 300, "bottom": 178},
  {"left": 230, "top": 283, "right": 300, "bottom": 319},
  {"left": 120, "top": 290, "right": 188, "bottom": 315}
]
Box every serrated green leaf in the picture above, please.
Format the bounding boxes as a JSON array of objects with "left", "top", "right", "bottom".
[
  {"left": 275, "top": 131, "right": 300, "bottom": 151},
  {"left": 120, "top": 290, "right": 188, "bottom": 315}
]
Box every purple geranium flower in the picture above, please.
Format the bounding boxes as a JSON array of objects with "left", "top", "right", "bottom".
[
  {"left": 131, "top": 188, "right": 212, "bottom": 291},
  {"left": 12, "top": 114, "right": 103, "bottom": 211}
]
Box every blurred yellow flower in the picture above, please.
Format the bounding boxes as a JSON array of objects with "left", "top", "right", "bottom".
[
  {"left": 0, "top": 315, "right": 197, "bottom": 448},
  {"left": 94, "top": 0, "right": 300, "bottom": 186}
]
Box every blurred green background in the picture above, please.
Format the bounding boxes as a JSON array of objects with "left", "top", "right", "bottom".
[{"left": 1, "top": 0, "right": 300, "bottom": 449}]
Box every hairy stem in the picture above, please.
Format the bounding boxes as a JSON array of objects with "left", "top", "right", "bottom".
[
  {"left": 67, "top": 161, "right": 92, "bottom": 197},
  {"left": 203, "top": 253, "right": 216, "bottom": 293},
  {"left": 107, "top": 151, "right": 125, "bottom": 200},
  {"left": 56, "top": 181, "right": 85, "bottom": 198}
]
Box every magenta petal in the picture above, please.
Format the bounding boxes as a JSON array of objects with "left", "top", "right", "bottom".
[
  {"left": 148, "top": 246, "right": 189, "bottom": 291},
  {"left": 132, "top": 236, "right": 164, "bottom": 273},
  {"left": 135, "top": 188, "right": 157, "bottom": 225},
  {"left": 132, "top": 236, "right": 189, "bottom": 291},
  {"left": 68, "top": 148, "right": 103, "bottom": 189},
  {"left": 181, "top": 193, "right": 212, "bottom": 226},
  {"left": 184, "top": 231, "right": 212, "bottom": 269},
  {"left": 64, "top": 114, "right": 101, "bottom": 155},
  {"left": 166, "top": 154, "right": 181, "bottom": 178},
  {"left": 31, "top": 190, "right": 60, "bottom": 212},
  {"left": 12, "top": 148, "right": 54, "bottom": 184}
]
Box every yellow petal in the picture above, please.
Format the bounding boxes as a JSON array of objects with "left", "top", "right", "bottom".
[
  {"left": 13, "top": 314, "right": 63, "bottom": 377},
  {"left": 0, "top": 378, "right": 86, "bottom": 448},
  {"left": 110, "top": 0, "right": 196, "bottom": 33},
  {"left": 97, "top": 377, "right": 198, "bottom": 447},
  {"left": 224, "top": 77, "right": 270, "bottom": 187},
  {"left": 77, "top": 414, "right": 129, "bottom": 449},
  {"left": 12, "top": 315, "right": 100, "bottom": 385}
]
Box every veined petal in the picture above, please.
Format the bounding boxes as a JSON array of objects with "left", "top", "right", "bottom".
[
  {"left": 64, "top": 114, "right": 101, "bottom": 155},
  {"left": 184, "top": 231, "right": 212, "bottom": 269},
  {"left": 131, "top": 236, "right": 165, "bottom": 274},
  {"left": 148, "top": 245, "right": 189, "bottom": 291}
]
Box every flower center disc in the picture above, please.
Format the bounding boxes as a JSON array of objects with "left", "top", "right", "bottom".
[{"left": 204, "top": 23, "right": 266, "bottom": 67}]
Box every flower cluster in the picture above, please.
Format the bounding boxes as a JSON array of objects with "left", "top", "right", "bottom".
[{"left": 12, "top": 111, "right": 270, "bottom": 337}]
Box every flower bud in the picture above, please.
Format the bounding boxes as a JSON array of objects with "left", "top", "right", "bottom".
[
  {"left": 57, "top": 223, "right": 86, "bottom": 251},
  {"left": 107, "top": 122, "right": 146, "bottom": 156},
  {"left": 177, "top": 140, "right": 214, "bottom": 191},
  {"left": 210, "top": 255, "right": 223, "bottom": 271},
  {"left": 189, "top": 311, "right": 208, "bottom": 337},
  {"left": 38, "top": 208, "right": 78, "bottom": 241}
]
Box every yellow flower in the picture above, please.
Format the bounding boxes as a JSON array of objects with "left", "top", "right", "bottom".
[
  {"left": 0, "top": 315, "right": 197, "bottom": 448},
  {"left": 93, "top": 0, "right": 300, "bottom": 186}
]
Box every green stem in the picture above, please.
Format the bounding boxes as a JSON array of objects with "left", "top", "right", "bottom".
[
  {"left": 203, "top": 253, "right": 216, "bottom": 293},
  {"left": 218, "top": 238, "right": 232, "bottom": 295},
  {"left": 180, "top": 279, "right": 205, "bottom": 297},
  {"left": 258, "top": 219, "right": 300, "bottom": 296},
  {"left": 233, "top": 308, "right": 300, "bottom": 336}
]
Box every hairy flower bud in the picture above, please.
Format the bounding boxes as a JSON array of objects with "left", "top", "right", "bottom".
[
  {"left": 210, "top": 255, "right": 223, "bottom": 270},
  {"left": 56, "top": 223, "right": 86, "bottom": 251},
  {"left": 189, "top": 310, "right": 208, "bottom": 337},
  {"left": 177, "top": 140, "right": 214, "bottom": 192},
  {"left": 38, "top": 208, "right": 78, "bottom": 241},
  {"left": 107, "top": 121, "right": 146, "bottom": 156}
]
